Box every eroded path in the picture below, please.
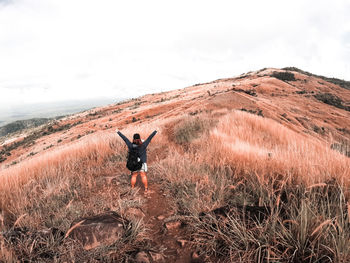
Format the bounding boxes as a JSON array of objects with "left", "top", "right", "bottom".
[{"left": 141, "top": 184, "right": 192, "bottom": 263}]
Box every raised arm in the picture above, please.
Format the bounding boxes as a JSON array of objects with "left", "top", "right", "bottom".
[
  {"left": 116, "top": 131, "right": 132, "bottom": 149},
  {"left": 142, "top": 130, "right": 157, "bottom": 148}
]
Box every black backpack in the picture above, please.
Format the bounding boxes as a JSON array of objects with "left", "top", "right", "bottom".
[{"left": 126, "top": 146, "right": 142, "bottom": 171}]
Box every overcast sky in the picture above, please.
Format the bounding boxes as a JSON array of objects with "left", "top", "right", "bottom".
[{"left": 0, "top": 0, "right": 349, "bottom": 109}]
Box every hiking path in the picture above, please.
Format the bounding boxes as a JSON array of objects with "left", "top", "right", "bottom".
[{"left": 140, "top": 183, "right": 192, "bottom": 263}]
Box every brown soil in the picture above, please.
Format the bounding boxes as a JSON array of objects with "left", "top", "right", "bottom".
[{"left": 141, "top": 183, "right": 192, "bottom": 263}]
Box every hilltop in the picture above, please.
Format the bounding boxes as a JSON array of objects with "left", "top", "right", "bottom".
[{"left": 0, "top": 68, "right": 350, "bottom": 262}]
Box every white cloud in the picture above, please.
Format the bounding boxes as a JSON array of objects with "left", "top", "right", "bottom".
[{"left": 0, "top": 0, "right": 349, "bottom": 108}]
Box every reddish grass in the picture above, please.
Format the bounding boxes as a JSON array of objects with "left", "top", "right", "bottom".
[
  {"left": 1, "top": 106, "right": 349, "bottom": 261},
  {"left": 202, "top": 111, "right": 350, "bottom": 185}
]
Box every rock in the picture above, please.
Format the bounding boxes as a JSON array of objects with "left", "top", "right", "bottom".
[
  {"left": 192, "top": 251, "right": 200, "bottom": 259},
  {"left": 157, "top": 215, "right": 165, "bottom": 221},
  {"left": 65, "top": 211, "right": 128, "bottom": 250},
  {"left": 177, "top": 239, "right": 187, "bottom": 248},
  {"left": 135, "top": 251, "right": 165, "bottom": 263},
  {"left": 97, "top": 176, "right": 119, "bottom": 186},
  {"left": 165, "top": 220, "right": 182, "bottom": 230},
  {"left": 135, "top": 251, "right": 150, "bottom": 263},
  {"left": 191, "top": 251, "right": 205, "bottom": 263},
  {"left": 108, "top": 176, "right": 118, "bottom": 184},
  {"left": 124, "top": 207, "right": 145, "bottom": 220},
  {"left": 149, "top": 251, "right": 165, "bottom": 262}
]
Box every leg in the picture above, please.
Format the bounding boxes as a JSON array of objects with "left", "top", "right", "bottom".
[
  {"left": 140, "top": 172, "right": 148, "bottom": 191},
  {"left": 131, "top": 172, "right": 138, "bottom": 188}
]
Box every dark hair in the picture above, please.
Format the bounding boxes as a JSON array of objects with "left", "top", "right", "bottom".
[{"left": 133, "top": 133, "right": 142, "bottom": 145}]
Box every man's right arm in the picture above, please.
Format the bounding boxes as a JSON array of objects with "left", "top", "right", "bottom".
[{"left": 116, "top": 130, "right": 132, "bottom": 148}]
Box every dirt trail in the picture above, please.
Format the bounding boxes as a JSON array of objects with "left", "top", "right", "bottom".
[{"left": 141, "top": 184, "right": 192, "bottom": 263}]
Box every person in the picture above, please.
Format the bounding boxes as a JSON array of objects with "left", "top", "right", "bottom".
[{"left": 116, "top": 129, "right": 157, "bottom": 193}]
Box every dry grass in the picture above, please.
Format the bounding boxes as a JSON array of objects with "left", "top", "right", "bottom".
[
  {"left": 1, "top": 110, "right": 350, "bottom": 262},
  {"left": 0, "top": 131, "right": 149, "bottom": 261},
  {"left": 155, "top": 111, "right": 350, "bottom": 262},
  {"left": 203, "top": 111, "right": 350, "bottom": 185}
]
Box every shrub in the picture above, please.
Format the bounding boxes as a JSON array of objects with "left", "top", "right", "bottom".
[
  {"left": 271, "top": 71, "right": 296, "bottom": 82},
  {"left": 112, "top": 108, "right": 123, "bottom": 114},
  {"left": 0, "top": 155, "right": 6, "bottom": 163},
  {"left": 313, "top": 93, "right": 349, "bottom": 111},
  {"left": 240, "top": 108, "right": 263, "bottom": 117},
  {"left": 233, "top": 88, "right": 257, "bottom": 97},
  {"left": 283, "top": 67, "right": 350, "bottom": 90}
]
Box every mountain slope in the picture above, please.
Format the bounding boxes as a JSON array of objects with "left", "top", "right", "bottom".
[
  {"left": 0, "top": 68, "right": 350, "bottom": 262},
  {"left": 1, "top": 67, "right": 349, "bottom": 168}
]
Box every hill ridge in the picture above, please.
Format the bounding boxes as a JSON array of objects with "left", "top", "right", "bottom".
[{"left": 1, "top": 67, "right": 350, "bottom": 168}]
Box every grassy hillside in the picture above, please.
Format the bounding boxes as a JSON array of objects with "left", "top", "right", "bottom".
[{"left": 1, "top": 68, "right": 350, "bottom": 262}]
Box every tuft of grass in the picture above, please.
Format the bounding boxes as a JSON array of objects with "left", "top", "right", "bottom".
[
  {"left": 331, "top": 141, "right": 350, "bottom": 157},
  {"left": 173, "top": 115, "right": 216, "bottom": 144},
  {"left": 187, "top": 183, "right": 350, "bottom": 262}
]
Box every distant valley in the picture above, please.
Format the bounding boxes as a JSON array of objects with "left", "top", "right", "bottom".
[{"left": 0, "top": 98, "right": 121, "bottom": 127}]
